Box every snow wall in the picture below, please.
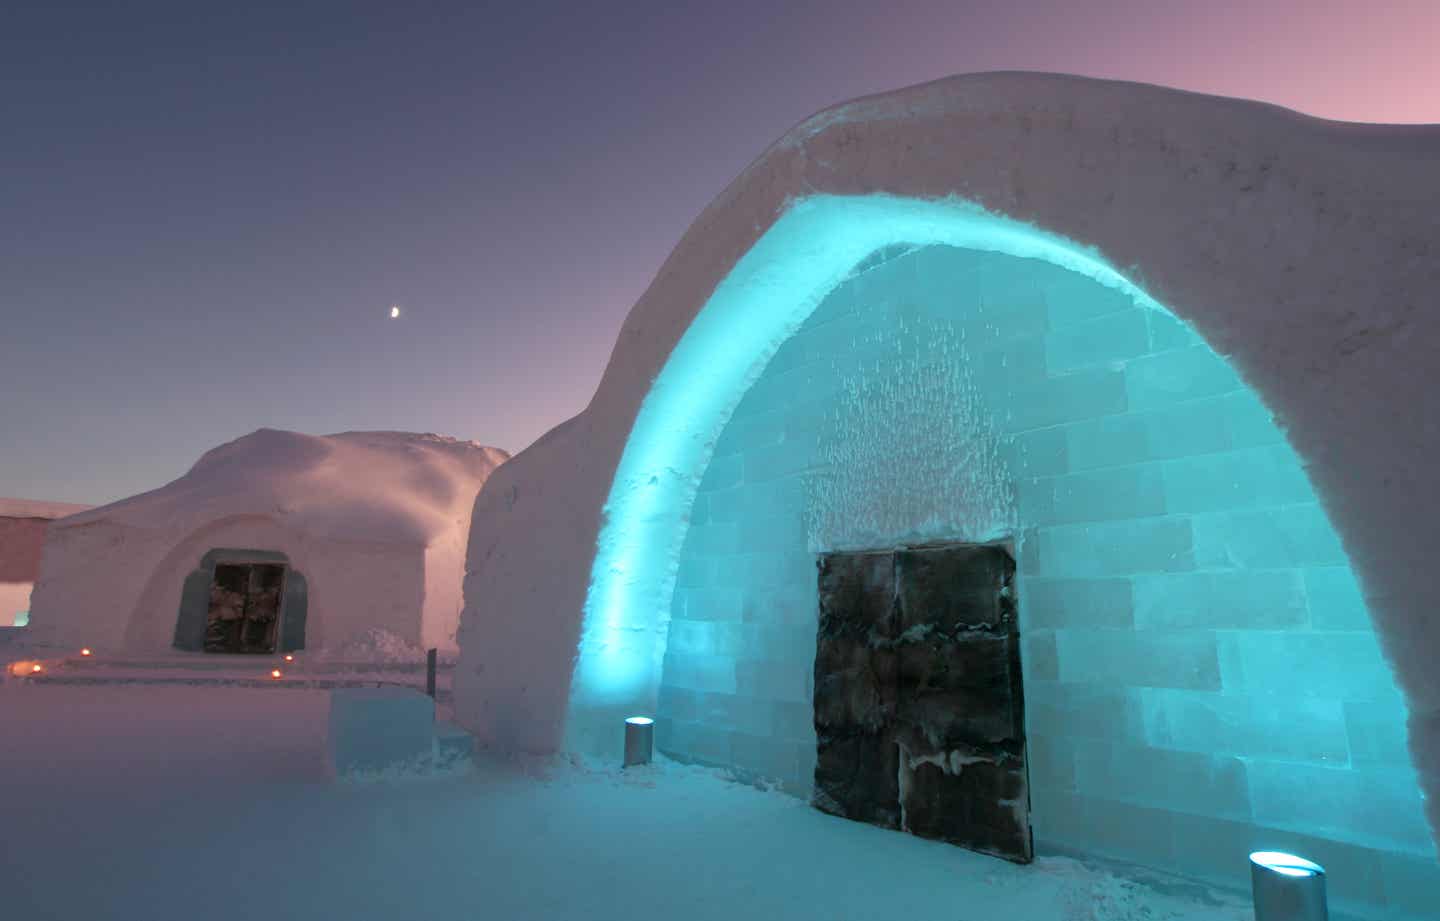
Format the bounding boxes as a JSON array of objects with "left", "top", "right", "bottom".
[
  {"left": 0, "top": 500, "right": 92, "bottom": 628},
  {"left": 455, "top": 73, "right": 1439, "bottom": 919}
]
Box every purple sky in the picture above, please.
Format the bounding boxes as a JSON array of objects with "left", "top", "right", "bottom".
[{"left": 3, "top": 0, "right": 1437, "bottom": 505}]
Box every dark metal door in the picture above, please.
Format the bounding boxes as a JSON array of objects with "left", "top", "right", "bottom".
[{"left": 814, "top": 543, "right": 1032, "bottom": 862}]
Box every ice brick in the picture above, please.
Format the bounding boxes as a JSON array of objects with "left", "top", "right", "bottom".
[{"left": 326, "top": 687, "right": 434, "bottom": 776}]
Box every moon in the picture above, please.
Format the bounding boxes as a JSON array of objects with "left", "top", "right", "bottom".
[{"left": 389, "top": 305, "right": 401, "bottom": 319}]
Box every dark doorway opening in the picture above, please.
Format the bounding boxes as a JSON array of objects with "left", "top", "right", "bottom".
[
  {"left": 204, "top": 563, "right": 285, "bottom": 654},
  {"left": 813, "top": 542, "right": 1031, "bottom": 862}
]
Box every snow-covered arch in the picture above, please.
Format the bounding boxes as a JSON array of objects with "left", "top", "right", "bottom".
[
  {"left": 455, "top": 72, "right": 1439, "bottom": 910},
  {"left": 573, "top": 194, "right": 1170, "bottom": 725}
]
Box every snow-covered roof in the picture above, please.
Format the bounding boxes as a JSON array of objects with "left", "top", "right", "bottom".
[
  {"left": 55, "top": 429, "right": 509, "bottom": 547},
  {"left": 0, "top": 498, "right": 94, "bottom": 520}
]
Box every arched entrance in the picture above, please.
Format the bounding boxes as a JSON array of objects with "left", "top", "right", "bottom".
[
  {"left": 454, "top": 75, "right": 1440, "bottom": 919},
  {"left": 569, "top": 198, "right": 1432, "bottom": 910}
]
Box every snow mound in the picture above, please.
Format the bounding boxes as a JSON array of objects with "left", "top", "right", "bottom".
[
  {"left": 1036, "top": 858, "right": 1250, "bottom": 921},
  {"left": 512, "top": 750, "right": 809, "bottom": 796},
  {"left": 59, "top": 429, "right": 509, "bottom": 547},
  {"left": 333, "top": 747, "right": 474, "bottom": 784},
  {"left": 320, "top": 627, "right": 431, "bottom": 664}
]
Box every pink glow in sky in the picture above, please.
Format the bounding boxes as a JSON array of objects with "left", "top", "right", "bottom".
[{"left": 2, "top": 0, "right": 1436, "bottom": 504}]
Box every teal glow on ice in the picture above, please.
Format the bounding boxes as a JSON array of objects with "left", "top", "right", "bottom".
[
  {"left": 566, "top": 194, "right": 1169, "bottom": 746},
  {"left": 567, "top": 192, "right": 1432, "bottom": 914}
]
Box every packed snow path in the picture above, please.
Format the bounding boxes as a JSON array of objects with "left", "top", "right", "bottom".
[{"left": 0, "top": 685, "right": 1252, "bottom": 921}]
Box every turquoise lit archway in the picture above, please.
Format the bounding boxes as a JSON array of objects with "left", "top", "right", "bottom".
[
  {"left": 570, "top": 193, "right": 1170, "bottom": 737},
  {"left": 568, "top": 191, "right": 1432, "bottom": 915}
]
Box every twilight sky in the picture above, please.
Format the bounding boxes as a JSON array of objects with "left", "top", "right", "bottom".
[{"left": 3, "top": 0, "right": 1437, "bottom": 505}]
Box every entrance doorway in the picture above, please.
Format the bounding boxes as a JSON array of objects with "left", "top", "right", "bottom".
[
  {"left": 813, "top": 542, "right": 1031, "bottom": 862},
  {"left": 204, "top": 563, "right": 285, "bottom": 654}
]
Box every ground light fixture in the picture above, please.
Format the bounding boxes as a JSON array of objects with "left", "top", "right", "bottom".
[
  {"left": 30, "top": 663, "right": 42, "bottom": 674},
  {"left": 623, "top": 716, "right": 654, "bottom": 767},
  {"left": 284, "top": 654, "right": 294, "bottom": 662},
  {"left": 1250, "top": 851, "right": 1327, "bottom": 921},
  {"left": 80, "top": 648, "right": 92, "bottom": 657},
  {"left": 270, "top": 669, "right": 282, "bottom": 680}
]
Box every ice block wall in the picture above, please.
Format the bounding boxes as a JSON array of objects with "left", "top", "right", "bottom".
[{"left": 656, "top": 243, "right": 1434, "bottom": 918}]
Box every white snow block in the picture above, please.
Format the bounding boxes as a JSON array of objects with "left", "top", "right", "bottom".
[
  {"left": 326, "top": 686, "right": 434, "bottom": 777},
  {"left": 432, "top": 719, "right": 475, "bottom": 765}
]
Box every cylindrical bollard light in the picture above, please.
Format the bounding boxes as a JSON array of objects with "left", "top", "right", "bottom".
[
  {"left": 624, "top": 716, "right": 654, "bottom": 767},
  {"left": 1251, "top": 851, "right": 1328, "bottom": 921}
]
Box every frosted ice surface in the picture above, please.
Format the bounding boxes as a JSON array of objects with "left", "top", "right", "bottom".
[{"left": 806, "top": 314, "right": 1015, "bottom": 551}]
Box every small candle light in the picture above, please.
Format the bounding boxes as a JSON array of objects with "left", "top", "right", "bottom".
[
  {"left": 270, "top": 669, "right": 282, "bottom": 679},
  {"left": 284, "top": 654, "right": 294, "bottom": 662},
  {"left": 31, "top": 663, "right": 43, "bottom": 674},
  {"left": 80, "top": 647, "right": 92, "bottom": 657}
]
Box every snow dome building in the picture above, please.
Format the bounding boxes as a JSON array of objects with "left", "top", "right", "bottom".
[
  {"left": 27, "top": 430, "right": 508, "bottom": 657},
  {"left": 454, "top": 73, "right": 1439, "bottom": 916}
]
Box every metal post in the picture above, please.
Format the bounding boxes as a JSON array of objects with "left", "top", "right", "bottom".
[
  {"left": 425, "top": 648, "right": 438, "bottom": 699},
  {"left": 1251, "top": 851, "right": 1328, "bottom": 921},
  {"left": 624, "top": 716, "right": 654, "bottom": 767}
]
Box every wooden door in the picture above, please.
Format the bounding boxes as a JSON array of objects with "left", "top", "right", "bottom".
[
  {"left": 239, "top": 564, "right": 284, "bottom": 653},
  {"left": 814, "top": 543, "right": 1031, "bottom": 862},
  {"left": 203, "top": 563, "right": 285, "bottom": 654}
]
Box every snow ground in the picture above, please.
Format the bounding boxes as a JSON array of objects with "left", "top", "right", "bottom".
[{"left": 0, "top": 684, "right": 1253, "bottom": 921}]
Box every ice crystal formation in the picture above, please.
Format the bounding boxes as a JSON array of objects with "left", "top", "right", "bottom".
[{"left": 805, "top": 311, "right": 1016, "bottom": 551}]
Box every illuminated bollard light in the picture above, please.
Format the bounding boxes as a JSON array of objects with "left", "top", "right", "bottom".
[
  {"left": 1251, "top": 851, "right": 1328, "bottom": 921},
  {"left": 624, "top": 716, "right": 654, "bottom": 767}
]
